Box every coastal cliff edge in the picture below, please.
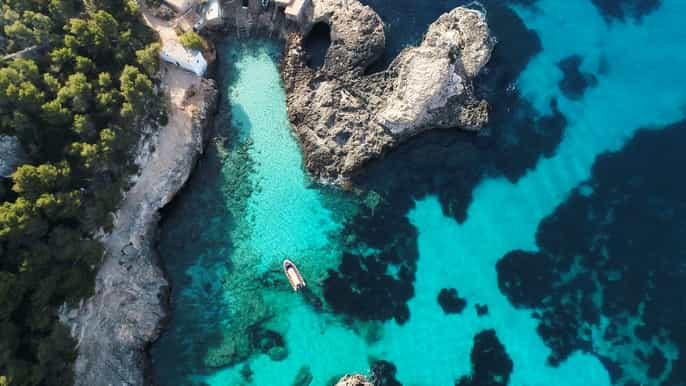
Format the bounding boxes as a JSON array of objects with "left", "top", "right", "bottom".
[{"left": 59, "top": 65, "right": 217, "bottom": 385}]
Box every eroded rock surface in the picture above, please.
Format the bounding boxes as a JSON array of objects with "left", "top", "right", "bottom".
[
  {"left": 59, "top": 69, "right": 217, "bottom": 386},
  {"left": 283, "top": 1, "right": 495, "bottom": 183},
  {"left": 336, "top": 374, "right": 374, "bottom": 386}
]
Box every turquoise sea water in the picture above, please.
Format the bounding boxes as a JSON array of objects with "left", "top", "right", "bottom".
[{"left": 152, "top": 1, "right": 686, "bottom": 385}]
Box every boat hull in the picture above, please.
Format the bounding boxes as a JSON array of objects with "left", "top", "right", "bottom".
[{"left": 283, "top": 259, "right": 306, "bottom": 291}]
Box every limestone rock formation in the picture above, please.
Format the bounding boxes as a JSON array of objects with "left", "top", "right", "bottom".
[
  {"left": 283, "top": 1, "right": 495, "bottom": 184},
  {"left": 59, "top": 76, "right": 217, "bottom": 386},
  {"left": 336, "top": 374, "right": 374, "bottom": 386},
  {"left": 378, "top": 8, "right": 492, "bottom": 135},
  {"left": 309, "top": 0, "right": 386, "bottom": 76}
]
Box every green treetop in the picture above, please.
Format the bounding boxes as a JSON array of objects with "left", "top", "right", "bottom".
[
  {"left": 0, "top": 0, "right": 161, "bottom": 383},
  {"left": 179, "top": 31, "right": 204, "bottom": 51},
  {"left": 57, "top": 72, "right": 93, "bottom": 113},
  {"left": 136, "top": 42, "right": 161, "bottom": 77},
  {"left": 11, "top": 163, "right": 71, "bottom": 198}
]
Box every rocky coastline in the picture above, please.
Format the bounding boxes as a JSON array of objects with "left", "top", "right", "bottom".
[
  {"left": 282, "top": 0, "right": 495, "bottom": 184},
  {"left": 59, "top": 69, "right": 217, "bottom": 385}
]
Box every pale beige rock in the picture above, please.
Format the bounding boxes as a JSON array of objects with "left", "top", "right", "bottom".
[
  {"left": 378, "top": 7, "right": 493, "bottom": 135},
  {"left": 336, "top": 374, "right": 374, "bottom": 386},
  {"left": 423, "top": 7, "right": 494, "bottom": 77},
  {"left": 283, "top": 2, "right": 495, "bottom": 184},
  {"left": 377, "top": 52, "right": 463, "bottom": 134}
]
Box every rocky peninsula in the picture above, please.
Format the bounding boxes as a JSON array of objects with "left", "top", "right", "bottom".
[{"left": 283, "top": 1, "right": 494, "bottom": 183}]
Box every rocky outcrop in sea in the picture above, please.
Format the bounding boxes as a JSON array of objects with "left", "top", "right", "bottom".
[
  {"left": 282, "top": 1, "right": 495, "bottom": 184},
  {"left": 336, "top": 374, "right": 374, "bottom": 386}
]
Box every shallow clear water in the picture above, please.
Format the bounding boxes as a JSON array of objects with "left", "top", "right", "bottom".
[{"left": 153, "top": 1, "right": 686, "bottom": 385}]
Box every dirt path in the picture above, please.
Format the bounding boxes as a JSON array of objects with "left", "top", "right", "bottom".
[{"left": 141, "top": 8, "right": 183, "bottom": 47}]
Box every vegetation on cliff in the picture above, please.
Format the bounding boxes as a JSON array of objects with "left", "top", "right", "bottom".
[
  {"left": 179, "top": 31, "right": 205, "bottom": 51},
  {"left": 0, "top": 0, "right": 162, "bottom": 384}
]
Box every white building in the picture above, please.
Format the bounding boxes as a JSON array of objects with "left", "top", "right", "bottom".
[
  {"left": 194, "top": 0, "right": 223, "bottom": 31},
  {"left": 159, "top": 41, "right": 208, "bottom": 76}
]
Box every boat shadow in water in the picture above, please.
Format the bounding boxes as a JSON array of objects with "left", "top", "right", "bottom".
[{"left": 300, "top": 286, "right": 324, "bottom": 311}]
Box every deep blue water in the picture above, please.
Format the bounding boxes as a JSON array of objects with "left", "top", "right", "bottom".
[{"left": 152, "top": 1, "right": 686, "bottom": 385}]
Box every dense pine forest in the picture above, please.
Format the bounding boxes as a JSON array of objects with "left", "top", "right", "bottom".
[{"left": 0, "top": 0, "right": 162, "bottom": 384}]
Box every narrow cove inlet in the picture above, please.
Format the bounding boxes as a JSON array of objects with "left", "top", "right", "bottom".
[
  {"left": 151, "top": 1, "right": 686, "bottom": 385},
  {"left": 151, "top": 38, "right": 609, "bottom": 386},
  {"left": 151, "top": 40, "right": 366, "bottom": 385}
]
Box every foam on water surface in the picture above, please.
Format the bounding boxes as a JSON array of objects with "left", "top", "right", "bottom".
[{"left": 153, "top": 1, "right": 686, "bottom": 384}]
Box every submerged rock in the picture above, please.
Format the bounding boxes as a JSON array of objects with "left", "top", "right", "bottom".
[
  {"left": 495, "top": 119, "right": 686, "bottom": 384},
  {"left": 438, "top": 288, "right": 467, "bottom": 314},
  {"left": 370, "top": 360, "right": 402, "bottom": 386},
  {"left": 204, "top": 335, "right": 249, "bottom": 369},
  {"left": 283, "top": 1, "right": 495, "bottom": 184},
  {"left": 267, "top": 346, "right": 289, "bottom": 361},
  {"left": 475, "top": 303, "right": 489, "bottom": 316},
  {"left": 556, "top": 54, "right": 598, "bottom": 100},
  {"left": 292, "top": 365, "right": 314, "bottom": 386},
  {"left": 457, "top": 329, "right": 513, "bottom": 386},
  {"left": 591, "top": 0, "right": 661, "bottom": 22},
  {"left": 240, "top": 363, "right": 254, "bottom": 381}
]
